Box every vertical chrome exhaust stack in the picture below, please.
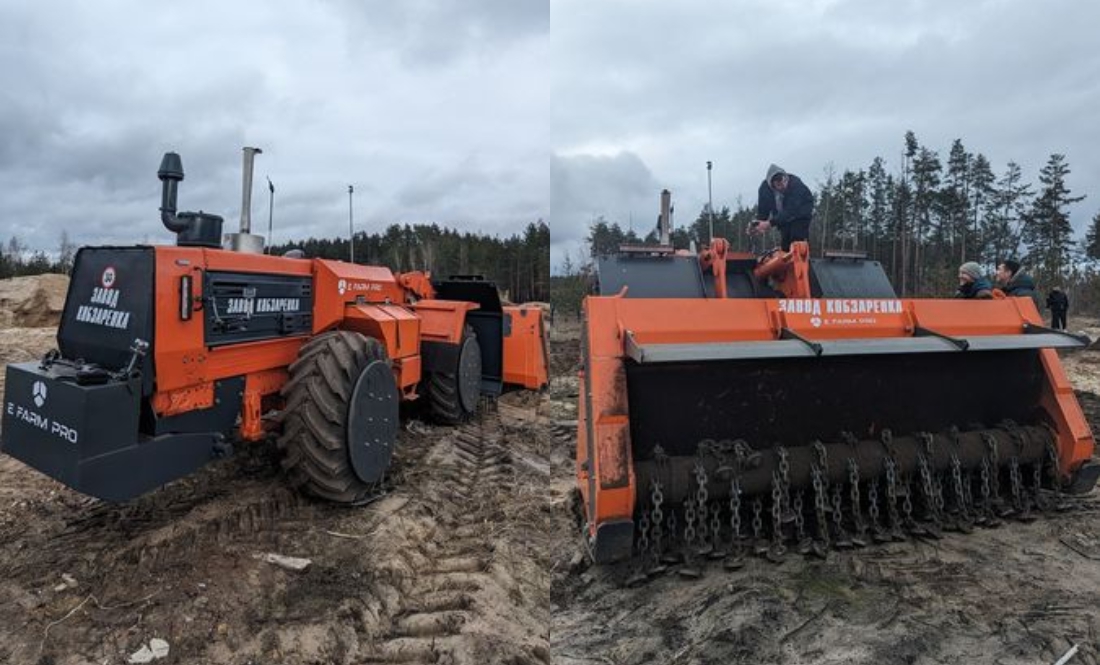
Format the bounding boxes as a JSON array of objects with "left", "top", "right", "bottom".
[{"left": 224, "top": 146, "right": 266, "bottom": 253}]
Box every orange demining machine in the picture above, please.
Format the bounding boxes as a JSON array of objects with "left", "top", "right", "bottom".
[
  {"left": 0, "top": 148, "right": 547, "bottom": 503},
  {"left": 578, "top": 230, "right": 1098, "bottom": 567}
]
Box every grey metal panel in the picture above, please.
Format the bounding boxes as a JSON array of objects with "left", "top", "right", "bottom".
[
  {"left": 810, "top": 258, "right": 897, "bottom": 298},
  {"left": 625, "top": 332, "right": 1084, "bottom": 364},
  {"left": 596, "top": 254, "right": 706, "bottom": 298},
  {"left": 624, "top": 334, "right": 816, "bottom": 362},
  {"left": 964, "top": 334, "right": 1085, "bottom": 351}
]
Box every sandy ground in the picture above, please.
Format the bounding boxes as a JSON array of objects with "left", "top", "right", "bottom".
[
  {"left": 0, "top": 323, "right": 550, "bottom": 664},
  {"left": 550, "top": 315, "right": 1100, "bottom": 665}
]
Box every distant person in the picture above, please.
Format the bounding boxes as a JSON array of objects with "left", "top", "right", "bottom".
[
  {"left": 748, "top": 164, "right": 814, "bottom": 251},
  {"left": 955, "top": 262, "right": 994, "bottom": 299},
  {"left": 994, "top": 260, "right": 1036, "bottom": 297},
  {"left": 1047, "top": 286, "right": 1069, "bottom": 330}
]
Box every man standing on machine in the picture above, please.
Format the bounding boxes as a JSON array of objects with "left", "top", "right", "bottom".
[{"left": 748, "top": 164, "right": 815, "bottom": 251}]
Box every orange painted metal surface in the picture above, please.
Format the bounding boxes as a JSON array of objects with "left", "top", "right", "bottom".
[
  {"left": 151, "top": 382, "right": 214, "bottom": 417},
  {"left": 149, "top": 246, "right": 536, "bottom": 450},
  {"left": 410, "top": 299, "right": 478, "bottom": 344},
  {"left": 241, "top": 369, "right": 288, "bottom": 441},
  {"left": 344, "top": 303, "right": 423, "bottom": 389},
  {"left": 502, "top": 305, "right": 549, "bottom": 390},
  {"left": 753, "top": 240, "right": 812, "bottom": 298}
]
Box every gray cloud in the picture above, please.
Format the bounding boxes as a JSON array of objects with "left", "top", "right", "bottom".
[
  {"left": 550, "top": 152, "right": 659, "bottom": 268},
  {"left": 552, "top": 0, "right": 1100, "bottom": 268},
  {"left": 0, "top": 1, "right": 548, "bottom": 253}
]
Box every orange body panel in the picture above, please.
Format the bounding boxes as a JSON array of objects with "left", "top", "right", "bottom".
[
  {"left": 150, "top": 248, "right": 474, "bottom": 443},
  {"left": 410, "top": 300, "right": 479, "bottom": 343},
  {"left": 343, "top": 304, "right": 423, "bottom": 390},
  {"left": 502, "top": 305, "right": 549, "bottom": 390}
]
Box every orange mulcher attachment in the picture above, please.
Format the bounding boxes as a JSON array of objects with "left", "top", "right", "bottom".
[{"left": 578, "top": 239, "right": 1097, "bottom": 564}]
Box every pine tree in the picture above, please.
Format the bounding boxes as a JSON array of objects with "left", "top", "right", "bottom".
[
  {"left": 1084, "top": 211, "right": 1100, "bottom": 262},
  {"left": 1022, "top": 154, "right": 1084, "bottom": 281}
]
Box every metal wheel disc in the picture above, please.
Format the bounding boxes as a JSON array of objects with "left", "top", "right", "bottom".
[{"left": 347, "top": 359, "right": 399, "bottom": 483}]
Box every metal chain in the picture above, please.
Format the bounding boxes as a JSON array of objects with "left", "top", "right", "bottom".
[
  {"left": 983, "top": 432, "right": 1002, "bottom": 499},
  {"left": 811, "top": 463, "right": 831, "bottom": 548},
  {"left": 950, "top": 453, "right": 971, "bottom": 525},
  {"left": 684, "top": 465, "right": 699, "bottom": 547},
  {"left": 1032, "top": 459, "right": 1046, "bottom": 512},
  {"left": 917, "top": 453, "right": 937, "bottom": 520},
  {"left": 847, "top": 457, "right": 867, "bottom": 543},
  {"left": 651, "top": 479, "right": 665, "bottom": 563},
  {"left": 831, "top": 483, "right": 851, "bottom": 547},
  {"left": 637, "top": 505, "right": 650, "bottom": 556},
  {"left": 867, "top": 479, "right": 883, "bottom": 540},
  {"left": 793, "top": 490, "right": 808, "bottom": 545},
  {"left": 1009, "top": 456, "right": 1025, "bottom": 514},
  {"left": 729, "top": 477, "right": 743, "bottom": 546},
  {"left": 770, "top": 471, "right": 787, "bottom": 560},
  {"left": 884, "top": 456, "right": 903, "bottom": 539},
  {"left": 777, "top": 446, "right": 793, "bottom": 517},
  {"left": 694, "top": 462, "right": 709, "bottom": 546}
]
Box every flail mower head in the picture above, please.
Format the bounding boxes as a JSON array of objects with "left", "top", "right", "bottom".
[{"left": 577, "top": 240, "right": 1098, "bottom": 567}]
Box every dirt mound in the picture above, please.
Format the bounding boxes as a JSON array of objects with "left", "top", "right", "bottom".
[{"left": 0, "top": 274, "right": 70, "bottom": 328}]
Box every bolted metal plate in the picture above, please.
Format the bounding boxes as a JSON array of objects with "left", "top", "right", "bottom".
[
  {"left": 347, "top": 359, "right": 399, "bottom": 484},
  {"left": 458, "top": 335, "right": 482, "bottom": 414}
]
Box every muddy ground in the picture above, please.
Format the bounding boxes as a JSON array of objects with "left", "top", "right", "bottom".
[
  {"left": 0, "top": 319, "right": 551, "bottom": 664},
  {"left": 550, "top": 316, "right": 1100, "bottom": 665}
]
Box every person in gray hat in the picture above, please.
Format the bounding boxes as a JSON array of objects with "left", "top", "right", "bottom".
[
  {"left": 748, "top": 164, "right": 815, "bottom": 251},
  {"left": 955, "top": 261, "right": 994, "bottom": 299}
]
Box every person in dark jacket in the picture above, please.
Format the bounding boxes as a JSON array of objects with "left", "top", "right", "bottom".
[
  {"left": 955, "top": 261, "right": 994, "bottom": 299},
  {"left": 1047, "top": 286, "right": 1069, "bottom": 329},
  {"left": 748, "top": 164, "right": 814, "bottom": 251},
  {"left": 994, "top": 259, "right": 1036, "bottom": 297}
]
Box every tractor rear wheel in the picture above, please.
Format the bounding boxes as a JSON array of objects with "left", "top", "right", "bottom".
[
  {"left": 427, "top": 327, "right": 482, "bottom": 424},
  {"left": 277, "top": 331, "right": 399, "bottom": 503}
]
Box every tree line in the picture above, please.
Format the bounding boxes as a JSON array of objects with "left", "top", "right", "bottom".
[
  {"left": 553, "top": 131, "right": 1100, "bottom": 315},
  {"left": 1, "top": 222, "right": 550, "bottom": 304},
  {"left": 270, "top": 221, "right": 549, "bottom": 303}
]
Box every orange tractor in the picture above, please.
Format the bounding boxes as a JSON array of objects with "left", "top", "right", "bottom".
[
  {"left": 1, "top": 148, "right": 547, "bottom": 503},
  {"left": 578, "top": 224, "right": 1097, "bottom": 567}
]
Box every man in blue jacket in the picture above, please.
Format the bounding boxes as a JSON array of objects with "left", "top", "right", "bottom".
[
  {"left": 995, "top": 259, "right": 1036, "bottom": 297},
  {"left": 748, "top": 164, "right": 814, "bottom": 251}
]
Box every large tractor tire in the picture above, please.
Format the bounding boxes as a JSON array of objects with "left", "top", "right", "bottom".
[
  {"left": 277, "top": 331, "right": 399, "bottom": 504},
  {"left": 427, "top": 327, "right": 482, "bottom": 424}
]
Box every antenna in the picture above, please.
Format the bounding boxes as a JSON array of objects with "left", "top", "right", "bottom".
[
  {"left": 706, "top": 160, "right": 715, "bottom": 241},
  {"left": 348, "top": 185, "right": 355, "bottom": 264},
  {"left": 266, "top": 176, "right": 274, "bottom": 254}
]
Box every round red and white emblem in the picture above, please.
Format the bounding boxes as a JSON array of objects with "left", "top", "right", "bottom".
[{"left": 101, "top": 266, "right": 117, "bottom": 289}]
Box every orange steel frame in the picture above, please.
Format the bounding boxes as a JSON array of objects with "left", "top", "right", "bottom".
[
  {"left": 502, "top": 305, "right": 549, "bottom": 390},
  {"left": 150, "top": 246, "right": 478, "bottom": 442},
  {"left": 576, "top": 241, "right": 1094, "bottom": 543}
]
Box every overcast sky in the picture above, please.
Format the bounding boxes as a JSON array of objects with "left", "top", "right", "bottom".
[
  {"left": 0, "top": 1, "right": 547, "bottom": 253},
  {"left": 551, "top": 0, "right": 1100, "bottom": 270}
]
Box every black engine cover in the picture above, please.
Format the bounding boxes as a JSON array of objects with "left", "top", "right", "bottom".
[{"left": 58, "top": 247, "right": 155, "bottom": 381}]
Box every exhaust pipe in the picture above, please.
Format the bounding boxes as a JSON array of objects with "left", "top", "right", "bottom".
[
  {"left": 222, "top": 146, "right": 265, "bottom": 253},
  {"left": 158, "top": 152, "right": 188, "bottom": 233},
  {"left": 659, "top": 189, "right": 671, "bottom": 246},
  {"left": 239, "top": 146, "right": 262, "bottom": 234}
]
